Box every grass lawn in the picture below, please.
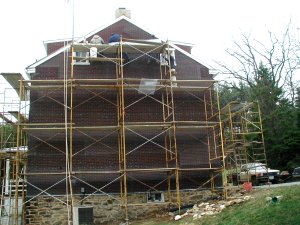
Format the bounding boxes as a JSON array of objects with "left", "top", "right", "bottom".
[{"left": 131, "top": 185, "right": 300, "bottom": 225}]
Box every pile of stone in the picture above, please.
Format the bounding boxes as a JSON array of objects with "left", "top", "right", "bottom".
[{"left": 173, "top": 195, "right": 253, "bottom": 221}]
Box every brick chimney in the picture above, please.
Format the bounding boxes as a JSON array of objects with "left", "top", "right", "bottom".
[{"left": 115, "top": 8, "right": 131, "bottom": 19}]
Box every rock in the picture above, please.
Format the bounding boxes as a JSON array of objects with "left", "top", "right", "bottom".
[
  {"left": 193, "top": 205, "right": 199, "bottom": 210},
  {"left": 193, "top": 213, "right": 202, "bottom": 220},
  {"left": 186, "top": 209, "right": 193, "bottom": 213},
  {"left": 168, "top": 212, "right": 175, "bottom": 216},
  {"left": 220, "top": 204, "right": 226, "bottom": 210},
  {"left": 225, "top": 201, "right": 232, "bottom": 206},
  {"left": 239, "top": 190, "right": 246, "bottom": 195},
  {"left": 174, "top": 215, "right": 182, "bottom": 221},
  {"left": 218, "top": 200, "right": 227, "bottom": 205},
  {"left": 243, "top": 195, "right": 252, "bottom": 200},
  {"left": 206, "top": 211, "right": 214, "bottom": 215},
  {"left": 233, "top": 198, "right": 243, "bottom": 204},
  {"left": 182, "top": 212, "right": 189, "bottom": 217}
]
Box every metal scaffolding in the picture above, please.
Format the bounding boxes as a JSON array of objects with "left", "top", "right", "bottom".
[
  {"left": 0, "top": 39, "right": 266, "bottom": 224},
  {"left": 0, "top": 83, "right": 27, "bottom": 225},
  {"left": 221, "top": 101, "right": 267, "bottom": 185}
]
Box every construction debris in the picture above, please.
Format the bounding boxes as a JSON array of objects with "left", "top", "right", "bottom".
[
  {"left": 174, "top": 195, "right": 254, "bottom": 221},
  {"left": 174, "top": 215, "right": 182, "bottom": 221}
]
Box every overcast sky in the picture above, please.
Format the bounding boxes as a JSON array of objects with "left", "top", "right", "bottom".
[{"left": 0, "top": 0, "right": 300, "bottom": 85}]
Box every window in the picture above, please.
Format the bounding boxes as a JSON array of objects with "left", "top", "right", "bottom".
[
  {"left": 147, "top": 192, "right": 165, "bottom": 203},
  {"left": 73, "top": 51, "right": 90, "bottom": 65}
]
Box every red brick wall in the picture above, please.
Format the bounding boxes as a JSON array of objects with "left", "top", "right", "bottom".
[{"left": 27, "top": 19, "right": 216, "bottom": 195}]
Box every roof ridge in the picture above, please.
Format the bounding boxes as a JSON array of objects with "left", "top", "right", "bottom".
[{"left": 26, "top": 16, "right": 212, "bottom": 75}]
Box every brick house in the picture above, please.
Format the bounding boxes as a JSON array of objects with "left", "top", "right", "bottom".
[{"left": 24, "top": 12, "right": 222, "bottom": 223}]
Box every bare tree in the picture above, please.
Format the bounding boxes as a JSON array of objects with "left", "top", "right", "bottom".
[
  {"left": 218, "top": 23, "right": 300, "bottom": 104},
  {"left": 216, "top": 24, "right": 300, "bottom": 169}
]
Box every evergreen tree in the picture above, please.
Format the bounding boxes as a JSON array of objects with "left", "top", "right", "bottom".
[
  {"left": 217, "top": 27, "right": 300, "bottom": 170},
  {"left": 219, "top": 65, "right": 300, "bottom": 170}
]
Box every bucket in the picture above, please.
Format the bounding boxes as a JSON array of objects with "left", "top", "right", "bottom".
[
  {"left": 170, "top": 75, "right": 177, "bottom": 86},
  {"left": 243, "top": 182, "right": 252, "bottom": 192},
  {"left": 90, "top": 47, "right": 97, "bottom": 58}
]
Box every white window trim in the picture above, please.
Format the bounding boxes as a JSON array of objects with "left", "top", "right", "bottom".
[{"left": 73, "top": 51, "right": 90, "bottom": 65}]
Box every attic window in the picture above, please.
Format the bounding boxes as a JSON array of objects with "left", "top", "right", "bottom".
[{"left": 73, "top": 52, "right": 90, "bottom": 65}]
